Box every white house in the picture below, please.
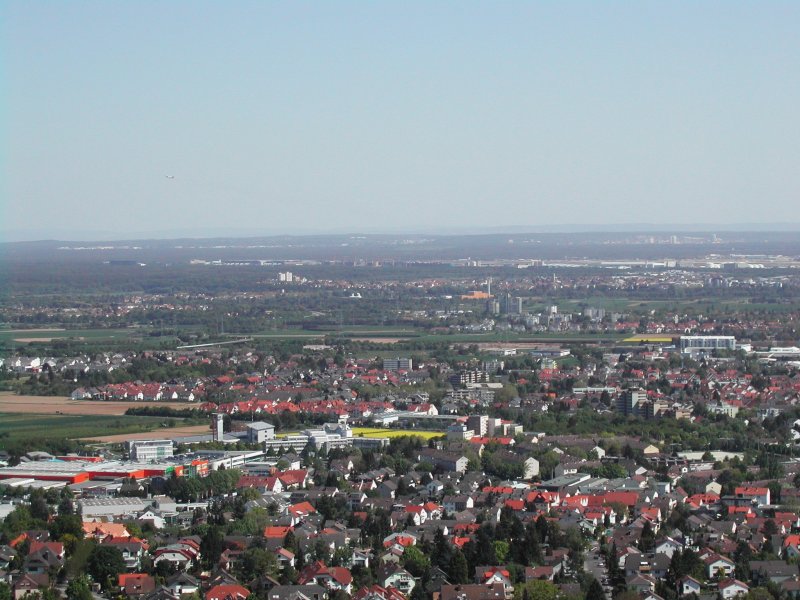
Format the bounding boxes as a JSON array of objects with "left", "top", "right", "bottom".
[{"left": 719, "top": 579, "right": 749, "bottom": 598}]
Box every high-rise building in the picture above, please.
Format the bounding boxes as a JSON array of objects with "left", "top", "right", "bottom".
[
  {"left": 383, "top": 357, "right": 413, "bottom": 371},
  {"left": 616, "top": 388, "right": 646, "bottom": 417},
  {"left": 467, "top": 415, "right": 489, "bottom": 437}
]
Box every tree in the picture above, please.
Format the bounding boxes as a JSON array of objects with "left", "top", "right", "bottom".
[
  {"left": 586, "top": 579, "right": 605, "bottom": 600},
  {"left": 410, "top": 582, "right": 428, "bottom": 600},
  {"left": 29, "top": 490, "right": 50, "bottom": 522},
  {"left": 87, "top": 545, "right": 125, "bottom": 590},
  {"left": 639, "top": 522, "right": 655, "bottom": 552},
  {"left": 2, "top": 505, "right": 35, "bottom": 538},
  {"left": 284, "top": 530, "right": 299, "bottom": 555},
  {"left": 433, "top": 529, "right": 452, "bottom": 571},
  {"left": 402, "top": 546, "right": 430, "bottom": 578},
  {"left": 448, "top": 550, "right": 469, "bottom": 584},
  {"left": 238, "top": 547, "right": 279, "bottom": 582},
  {"left": 513, "top": 580, "right": 559, "bottom": 600},
  {"left": 65, "top": 575, "right": 93, "bottom": 600},
  {"left": 200, "top": 526, "right": 225, "bottom": 568},
  {"left": 58, "top": 492, "right": 75, "bottom": 516},
  {"left": 49, "top": 514, "right": 84, "bottom": 542},
  {"left": 493, "top": 541, "right": 510, "bottom": 564}
]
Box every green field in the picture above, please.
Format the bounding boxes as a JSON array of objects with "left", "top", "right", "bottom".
[
  {"left": 0, "top": 413, "right": 179, "bottom": 447},
  {"left": 237, "top": 326, "right": 422, "bottom": 339},
  {"left": 0, "top": 327, "right": 149, "bottom": 343}
]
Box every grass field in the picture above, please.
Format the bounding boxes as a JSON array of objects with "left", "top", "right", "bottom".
[
  {"left": 351, "top": 427, "right": 445, "bottom": 440},
  {"left": 0, "top": 413, "right": 180, "bottom": 447}
]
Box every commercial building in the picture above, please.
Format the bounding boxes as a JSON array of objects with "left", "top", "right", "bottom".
[
  {"left": 246, "top": 422, "right": 276, "bottom": 444},
  {"left": 128, "top": 440, "right": 174, "bottom": 462},
  {"left": 680, "top": 335, "right": 736, "bottom": 356},
  {"left": 263, "top": 419, "right": 353, "bottom": 453}
]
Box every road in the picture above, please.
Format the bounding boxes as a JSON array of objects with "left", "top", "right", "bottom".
[{"left": 584, "top": 541, "right": 612, "bottom": 598}]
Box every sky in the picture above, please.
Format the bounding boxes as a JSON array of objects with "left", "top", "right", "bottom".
[{"left": 2, "top": 2, "right": 800, "bottom": 241}]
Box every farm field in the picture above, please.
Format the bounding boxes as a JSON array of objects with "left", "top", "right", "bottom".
[
  {"left": 0, "top": 413, "right": 178, "bottom": 447},
  {"left": 351, "top": 427, "right": 445, "bottom": 440},
  {"left": 0, "top": 327, "right": 147, "bottom": 344},
  {"left": 347, "top": 337, "right": 410, "bottom": 344},
  {"left": 0, "top": 392, "right": 190, "bottom": 416},
  {"left": 78, "top": 424, "right": 212, "bottom": 443}
]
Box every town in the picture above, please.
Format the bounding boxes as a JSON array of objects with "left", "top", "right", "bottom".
[{"left": 2, "top": 235, "right": 800, "bottom": 600}]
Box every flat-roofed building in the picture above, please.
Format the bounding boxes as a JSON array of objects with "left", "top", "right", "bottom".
[
  {"left": 128, "top": 440, "right": 174, "bottom": 462},
  {"left": 680, "top": 335, "right": 736, "bottom": 356}
]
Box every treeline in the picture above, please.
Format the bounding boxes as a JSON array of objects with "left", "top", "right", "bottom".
[{"left": 126, "top": 406, "right": 207, "bottom": 419}]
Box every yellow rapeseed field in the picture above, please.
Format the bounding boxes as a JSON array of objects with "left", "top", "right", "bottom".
[{"left": 352, "top": 427, "right": 445, "bottom": 440}]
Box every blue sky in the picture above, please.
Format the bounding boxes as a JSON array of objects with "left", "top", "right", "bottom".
[{"left": 2, "top": 2, "right": 799, "bottom": 240}]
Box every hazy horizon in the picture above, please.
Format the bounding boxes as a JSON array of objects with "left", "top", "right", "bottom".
[{"left": 3, "top": 2, "right": 799, "bottom": 241}]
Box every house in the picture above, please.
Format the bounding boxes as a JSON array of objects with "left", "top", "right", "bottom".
[
  {"left": 83, "top": 521, "right": 131, "bottom": 540},
  {"left": 265, "top": 526, "right": 293, "bottom": 540},
  {"left": 351, "top": 548, "right": 371, "bottom": 569},
  {"left": 118, "top": 574, "right": 156, "bottom": 598},
  {"left": 475, "top": 567, "right": 513, "bottom": 592},
  {"left": 382, "top": 533, "right": 417, "bottom": 549},
  {"left": 298, "top": 561, "right": 353, "bottom": 593},
  {"left": 379, "top": 564, "right": 416, "bottom": 596},
  {"left": 438, "top": 582, "right": 511, "bottom": 600},
  {"left": 417, "top": 450, "right": 469, "bottom": 473},
  {"left": 103, "top": 537, "right": 149, "bottom": 570},
  {"left": 718, "top": 579, "right": 749, "bottom": 598},
  {"left": 442, "top": 495, "right": 474, "bottom": 513},
  {"left": 781, "top": 579, "right": 800, "bottom": 600},
  {"left": 24, "top": 541, "right": 64, "bottom": 575},
  {"left": 626, "top": 574, "right": 656, "bottom": 593},
  {"left": 377, "top": 481, "right": 397, "bottom": 499},
  {"left": 426, "top": 481, "right": 445, "bottom": 497},
  {"left": 524, "top": 566, "right": 556, "bottom": 582},
  {"left": 275, "top": 547, "right": 296, "bottom": 569},
  {"left": 704, "top": 553, "right": 735, "bottom": 579},
  {"left": 734, "top": 486, "right": 770, "bottom": 507},
  {"left": 750, "top": 560, "right": 799, "bottom": 586},
  {"left": 352, "top": 585, "right": 406, "bottom": 600},
  {"left": 153, "top": 539, "right": 200, "bottom": 570},
  {"left": 205, "top": 584, "right": 251, "bottom": 600},
  {"left": 0, "top": 545, "right": 16, "bottom": 570},
  {"left": 267, "top": 584, "right": 328, "bottom": 600},
  {"left": 677, "top": 575, "right": 702, "bottom": 596},
  {"left": 165, "top": 572, "right": 200, "bottom": 597},
  {"left": 288, "top": 501, "right": 316, "bottom": 523},
  {"left": 13, "top": 574, "right": 49, "bottom": 600},
  {"left": 654, "top": 537, "right": 682, "bottom": 559}
]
